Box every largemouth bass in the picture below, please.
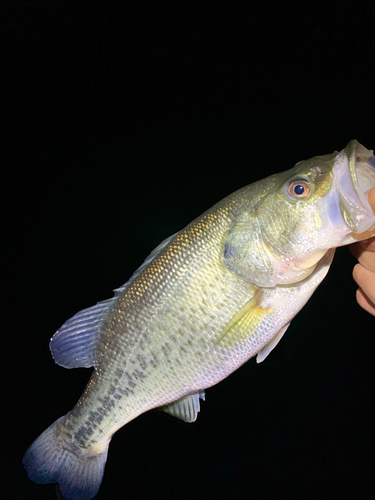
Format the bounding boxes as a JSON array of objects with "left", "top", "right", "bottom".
[{"left": 24, "top": 140, "right": 375, "bottom": 499}]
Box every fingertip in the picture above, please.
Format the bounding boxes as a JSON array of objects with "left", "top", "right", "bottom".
[
  {"left": 352, "top": 262, "right": 364, "bottom": 284},
  {"left": 356, "top": 287, "right": 364, "bottom": 303},
  {"left": 356, "top": 288, "right": 375, "bottom": 317}
]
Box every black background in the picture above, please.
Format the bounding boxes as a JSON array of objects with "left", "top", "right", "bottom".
[{"left": 4, "top": 1, "right": 375, "bottom": 499}]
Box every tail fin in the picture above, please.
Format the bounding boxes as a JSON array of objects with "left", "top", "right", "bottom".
[{"left": 23, "top": 415, "right": 109, "bottom": 500}]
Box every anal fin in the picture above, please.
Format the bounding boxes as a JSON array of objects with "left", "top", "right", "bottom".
[{"left": 161, "top": 392, "right": 205, "bottom": 423}]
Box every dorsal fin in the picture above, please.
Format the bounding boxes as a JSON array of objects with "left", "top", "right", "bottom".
[
  {"left": 50, "top": 232, "right": 178, "bottom": 369},
  {"left": 50, "top": 299, "right": 114, "bottom": 368}
]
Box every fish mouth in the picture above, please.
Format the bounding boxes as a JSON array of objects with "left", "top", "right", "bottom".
[{"left": 334, "top": 140, "right": 375, "bottom": 236}]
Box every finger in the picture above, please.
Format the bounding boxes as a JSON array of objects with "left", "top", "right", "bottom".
[
  {"left": 368, "top": 186, "right": 375, "bottom": 214},
  {"left": 356, "top": 288, "right": 375, "bottom": 317},
  {"left": 350, "top": 245, "right": 375, "bottom": 273},
  {"left": 353, "top": 263, "right": 375, "bottom": 304},
  {"left": 359, "top": 236, "right": 375, "bottom": 251},
  {"left": 349, "top": 242, "right": 364, "bottom": 259}
]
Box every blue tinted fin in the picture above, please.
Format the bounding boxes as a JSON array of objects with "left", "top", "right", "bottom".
[
  {"left": 50, "top": 298, "right": 114, "bottom": 368},
  {"left": 23, "top": 415, "right": 109, "bottom": 500},
  {"left": 256, "top": 322, "right": 291, "bottom": 363},
  {"left": 50, "top": 232, "right": 178, "bottom": 369},
  {"left": 161, "top": 392, "right": 205, "bottom": 423}
]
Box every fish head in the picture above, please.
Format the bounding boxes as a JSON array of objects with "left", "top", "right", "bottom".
[{"left": 223, "top": 141, "right": 375, "bottom": 287}]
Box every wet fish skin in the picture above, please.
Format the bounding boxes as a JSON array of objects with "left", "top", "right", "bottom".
[{"left": 23, "top": 141, "right": 375, "bottom": 500}]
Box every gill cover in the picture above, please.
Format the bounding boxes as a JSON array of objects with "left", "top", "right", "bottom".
[{"left": 222, "top": 152, "right": 334, "bottom": 287}]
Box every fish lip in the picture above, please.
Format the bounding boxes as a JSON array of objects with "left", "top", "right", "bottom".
[
  {"left": 346, "top": 140, "right": 362, "bottom": 199},
  {"left": 334, "top": 140, "right": 375, "bottom": 234}
]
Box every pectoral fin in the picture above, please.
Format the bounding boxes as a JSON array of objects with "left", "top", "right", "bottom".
[
  {"left": 161, "top": 392, "right": 205, "bottom": 423},
  {"left": 256, "top": 322, "right": 291, "bottom": 363},
  {"left": 214, "top": 289, "right": 269, "bottom": 348}
]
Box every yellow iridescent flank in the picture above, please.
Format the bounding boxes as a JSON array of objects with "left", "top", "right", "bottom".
[{"left": 24, "top": 141, "right": 375, "bottom": 500}]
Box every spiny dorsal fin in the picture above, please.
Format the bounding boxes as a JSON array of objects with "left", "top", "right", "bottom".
[
  {"left": 161, "top": 392, "right": 205, "bottom": 423},
  {"left": 113, "top": 232, "right": 178, "bottom": 296}
]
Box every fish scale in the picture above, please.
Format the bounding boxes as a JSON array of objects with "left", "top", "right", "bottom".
[
  {"left": 24, "top": 141, "right": 375, "bottom": 500},
  {"left": 68, "top": 199, "right": 247, "bottom": 448}
]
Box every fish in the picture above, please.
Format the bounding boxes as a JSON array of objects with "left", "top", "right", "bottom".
[{"left": 23, "top": 140, "right": 375, "bottom": 500}]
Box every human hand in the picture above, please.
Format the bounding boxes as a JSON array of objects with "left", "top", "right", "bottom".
[{"left": 349, "top": 187, "right": 375, "bottom": 316}]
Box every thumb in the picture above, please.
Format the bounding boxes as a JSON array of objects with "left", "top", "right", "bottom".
[
  {"left": 357, "top": 187, "right": 375, "bottom": 250},
  {"left": 368, "top": 186, "right": 375, "bottom": 216}
]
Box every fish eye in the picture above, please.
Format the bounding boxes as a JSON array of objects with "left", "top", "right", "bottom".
[{"left": 287, "top": 179, "right": 311, "bottom": 199}]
